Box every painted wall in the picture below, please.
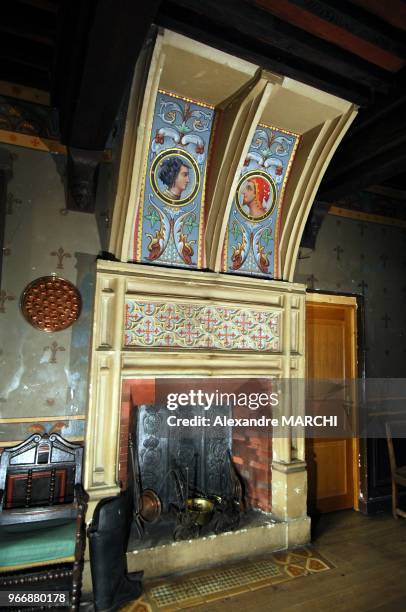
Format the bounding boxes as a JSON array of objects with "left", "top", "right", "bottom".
[
  {"left": 0, "top": 145, "right": 101, "bottom": 446},
  {"left": 294, "top": 210, "right": 406, "bottom": 377}
]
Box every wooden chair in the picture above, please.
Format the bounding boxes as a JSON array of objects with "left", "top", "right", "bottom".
[
  {"left": 385, "top": 422, "right": 406, "bottom": 519},
  {"left": 0, "top": 433, "right": 89, "bottom": 610}
]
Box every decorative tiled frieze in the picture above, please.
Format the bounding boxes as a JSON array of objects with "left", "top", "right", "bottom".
[{"left": 124, "top": 301, "right": 281, "bottom": 352}]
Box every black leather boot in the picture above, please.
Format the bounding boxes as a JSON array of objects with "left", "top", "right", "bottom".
[{"left": 87, "top": 492, "right": 143, "bottom": 612}]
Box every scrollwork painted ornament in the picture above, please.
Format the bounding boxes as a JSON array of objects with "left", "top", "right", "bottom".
[{"left": 132, "top": 90, "right": 215, "bottom": 269}]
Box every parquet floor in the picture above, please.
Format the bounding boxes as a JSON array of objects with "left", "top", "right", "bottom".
[{"left": 122, "top": 510, "right": 406, "bottom": 612}]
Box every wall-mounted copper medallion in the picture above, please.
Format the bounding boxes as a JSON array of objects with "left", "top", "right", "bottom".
[{"left": 21, "top": 276, "right": 81, "bottom": 332}]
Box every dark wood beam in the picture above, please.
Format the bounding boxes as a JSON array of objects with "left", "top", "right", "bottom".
[
  {"left": 255, "top": 0, "right": 406, "bottom": 71},
  {"left": 0, "top": 59, "right": 50, "bottom": 91},
  {"left": 159, "top": 0, "right": 392, "bottom": 97},
  {"left": 15, "top": 0, "right": 58, "bottom": 13},
  {"left": 0, "top": 23, "right": 54, "bottom": 46},
  {"left": 56, "top": 0, "right": 161, "bottom": 150},
  {"left": 319, "top": 140, "right": 406, "bottom": 202},
  {"left": 54, "top": 0, "right": 161, "bottom": 211},
  {"left": 349, "top": 0, "right": 406, "bottom": 32},
  {"left": 316, "top": 0, "right": 406, "bottom": 48},
  {"left": 0, "top": 34, "right": 51, "bottom": 72},
  {"left": 366, "top": 184, "right": 406, "bottom": 202},
  {"left": 1, "top": 3, "right": 56, "bottom": 46},
  {"left": 327, "top": 97, "right": 406, "bottom": 178},
  {"left": 157, "top": 2, "right": 371, "bottom": 105}
]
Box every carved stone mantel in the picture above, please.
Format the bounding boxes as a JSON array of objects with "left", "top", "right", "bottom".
[{"left": 84, "top": 260, "right": 307, "bottom": 526}]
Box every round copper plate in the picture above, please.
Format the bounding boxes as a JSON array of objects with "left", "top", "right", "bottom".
[{"left": 21, "top": 276, "right": 82, "bottom": 332}]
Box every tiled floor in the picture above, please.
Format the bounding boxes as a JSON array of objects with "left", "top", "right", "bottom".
[{"left": 142, "top": 547, "right": 332, "bottom": 610}]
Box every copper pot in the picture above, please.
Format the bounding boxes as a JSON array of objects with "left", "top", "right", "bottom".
[{"left": 140, "top": 489, "right": 162, "bottom": 523}]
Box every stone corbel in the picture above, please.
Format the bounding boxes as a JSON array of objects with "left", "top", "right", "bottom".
[{"left": 67, "top": 147, "right": 104, "bottom": 213}]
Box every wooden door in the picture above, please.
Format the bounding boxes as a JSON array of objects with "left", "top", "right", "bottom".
[{"left": 306, "top": 296, "right": 358, "bottom": 513}]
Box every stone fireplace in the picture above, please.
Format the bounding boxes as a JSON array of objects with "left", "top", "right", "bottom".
[{"left": 82, "top": 27, "right": 357, "bottom": 581}]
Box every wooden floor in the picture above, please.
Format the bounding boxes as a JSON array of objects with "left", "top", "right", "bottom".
[{"left": 176, "top": 510, "right": 406, "bottom": 612}]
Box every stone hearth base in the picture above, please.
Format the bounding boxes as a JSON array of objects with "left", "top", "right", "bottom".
[{"left": 82, "top": 514, "right": 310, "bottom": 591}]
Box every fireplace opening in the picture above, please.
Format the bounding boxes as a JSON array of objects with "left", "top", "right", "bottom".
[{"left": 127, "top": 400, "right": 274, "bottom": 551}]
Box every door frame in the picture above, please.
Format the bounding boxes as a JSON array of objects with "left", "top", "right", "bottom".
[{"left": 305, "top": 290, "right": 365, "bottom": 511}]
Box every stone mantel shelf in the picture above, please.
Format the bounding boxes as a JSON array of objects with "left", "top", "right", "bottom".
[{"left": 96, "top": 260, "right": 306, "bottom": 300}]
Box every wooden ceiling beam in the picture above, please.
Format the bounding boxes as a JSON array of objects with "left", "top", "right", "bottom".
[
  {"left": 0, "top": 24, "right": 54, "bottom": 47},
  {"left": 254, "top": 0, "right": 406, "bottom": 71},
  {"left": 0, "top": 34, "right": 51, "bottom": 72},
  {"left": 1, "top": 3, "right": 56, "bottom": 46},
  {"left": 159, "top": 0, "right": 393, "bottom": 97},
  {"left": 326, "top": 98, "right": 406, "bottom": 176},
  {"left": 0, "top": 59, "right": 50, "bottom": 91},
  {"left": 319, "top": 141, "right": 406, "bottom": 201},
  {"left": 15, "top": 0, "right": 58, "bottom": 13},
  {"left": 157, "top": 2, "right": 371, "bottom": 105},
  {"left": 56, "top": 0, "right": 160, "bottom": 150},
  {"left": 319, "top": 95, "right": 406, "bottom": 201},
  {"left": 349, "top": 0, "right": 406, "bottom": 32},
  {"left": 54, "top": 0, "right": 161, "bottom": 212}
]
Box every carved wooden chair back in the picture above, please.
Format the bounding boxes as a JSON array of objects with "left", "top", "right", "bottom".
[
  {"left": 0, "top": 433, "right": 88, "bottom": 611},
  {"left": 0, "top": 432, "right": 83, "bottom": 524}
]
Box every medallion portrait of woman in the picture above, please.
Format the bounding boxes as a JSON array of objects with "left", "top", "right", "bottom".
[{"left": 235, "top": 171, "right": 277, "bottom": 222}]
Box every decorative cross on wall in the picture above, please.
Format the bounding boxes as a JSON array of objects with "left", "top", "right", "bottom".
[
  {"left": 306, "top": 274, "right": 318, "bottom": 290},
  {"left": 381, "top": 313, "right": 391, "bottom": 329},
  {"left": 358, "top": 280, "right": 368, "bottom": 294},
  {"left": 43, "top": 341, "right": 66, "bottom": 364},
  {"left": 334, "top": 245, "right": 344, "bottom": 261},
  {"left": 6, "top": 193, "right": 22, "bottom": 215},
  {"left": 0, "top": 290, "right": 15, "bottom": 313},
  {"left": 358, "top": 222, "right": 367, "bottom": 236},
  {"left": 50, "top": 247, "right": 72, "bottom": 270}
]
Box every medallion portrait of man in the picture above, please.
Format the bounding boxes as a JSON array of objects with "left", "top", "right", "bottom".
[
  {"left": 151, "top": 149, "right": 199, "bottom": 206},
  {"left": 158, "top": 156, "right": 191, "bottom": 201},
  {"left": 236, "top": 172, "right": 276, "bottom": 221}
]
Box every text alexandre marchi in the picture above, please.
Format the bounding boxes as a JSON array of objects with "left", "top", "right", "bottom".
[{"left": 165, "top": 390, "right": 337, "bottom": 427}]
